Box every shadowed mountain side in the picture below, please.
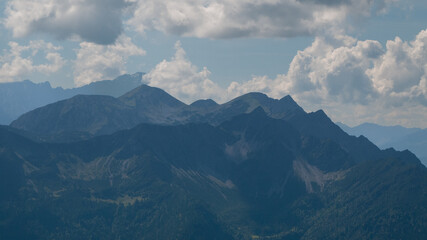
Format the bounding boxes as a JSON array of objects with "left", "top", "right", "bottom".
[
  {"left": 10, "top": 84, "right": 188, "bottom": 140},
  {"left": 119, "top": 84, "right": 187, "bottom": 124},
  {"left": 2, "top": 109, "right": 426, "bottom": 239},
  {"left": 288, "top": 110, "right": 389, "bottom": 163},
  {"left": 302, "top": 157, "right": 427, "bottom": 240},
  {"left": 11, "top": 95, "right": 138, "bottom": 137}
]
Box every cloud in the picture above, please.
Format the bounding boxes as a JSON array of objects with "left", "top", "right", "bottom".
[
  {"left": 224, "top": 28, "right": 427, "bottom": 127},
  {"left": 368, "top": 30, "right": 427, "bottom": 106},
  {"left": 223, "top": 35, "right": 382, "bottom": 103},
  {"left": 144, "top": 29, "right": 427, "bottom": 126},
  {"left": 4, "top": 0, "right": 131, "bottom": 45},
  {"left": 127, "top": 0, "right": 394, "bottom": 39},
  {"left": 4, "top": 0, "right": 396, "bottom": 42},
  {"left": 142, "top": 41, "right": 223, "bottom": 103},
  {"left": 0, "top": 40, "right": 65, "bottom": 83},
  {"left": 74, "top": 35, "right": 145, "bottom": 86},
  {"left": 282, "top": 29, "right": 427, "bottom": 108},
  {"left": 285, "top": 35, "right": 383, "bottom": 104}
]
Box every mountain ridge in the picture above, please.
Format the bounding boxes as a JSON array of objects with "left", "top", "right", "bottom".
[
  {"left": 10, "top": 83, "right": 415, "bottom": 168},
  {"left": 10, "top": 86, "right": 307, "bottom": 141}
]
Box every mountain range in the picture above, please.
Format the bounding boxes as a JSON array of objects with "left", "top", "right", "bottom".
[
  {"left": 0, "top": 73, "right": 144, "bottom": 125},
  {"left": 337, "top": 122, "right": 427, "bottom": 166},
  {"left": 1, "top": 81, "right": 426, "bottom": 239}
]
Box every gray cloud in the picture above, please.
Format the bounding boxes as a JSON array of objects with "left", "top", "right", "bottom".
[
  {"left": 5, "top": 0, "right": 130, "bottom": 45},
  {"left": 127, "top": 0, "right": 394, "bottom": 39},
  {"left": 4, "top": 0, "right": 396, "bottom": 41},
  {"left": 297, "top": 0, "right": 351, "bottom": 6}
]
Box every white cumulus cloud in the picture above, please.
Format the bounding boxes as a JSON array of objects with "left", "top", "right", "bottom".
[
  {"left": 0, "top": 40, "right": 65, "bottom": 83},
  {"left": 368, "top": 30, "right": 427, "bottom": 106},
  {"left": 142, "top": 41, "right": 223, "bottom": 103},
  {"left": 280, "top": 29, "right": 427, "bottom": 108},
  {"left": 74, "top": 35, "right": 146, "bottom": 86},
  {"left": 225, "top": 29, "right": 427, "bottom": 127}
]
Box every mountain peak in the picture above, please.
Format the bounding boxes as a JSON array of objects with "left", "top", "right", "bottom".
[
  {"left": 279, "top": 94, "right": 295, "bottom": 102},
  {"left": 190, "top": 99, "right": 219, "bottom": 108},
  {"left": 312, "top": 109, "right": 328, "bottom": 119},
  {"left": 237, "top": 92, "right": 269, "bottom": 102},
  {"left": 279, "top": 95, "right": 300, "bottom": 108},
  {"left": 274, "top": 94, "right": 305, "bottom": 116},
  {"left": 119, "top": 84, "right": 186, "bottom": 108},
  {"left": 120, "top": 84, "right": 163, "bottom": 98}
]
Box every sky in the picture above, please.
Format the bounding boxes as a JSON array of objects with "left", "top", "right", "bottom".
[{"left": 0, "top": 0, "right": 427, "bottom": 128}]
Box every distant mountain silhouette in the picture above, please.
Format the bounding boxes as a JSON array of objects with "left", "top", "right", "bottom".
[
  {"left": 338, "top": 122, "right": 427, "bottom": 166},
  {"left": 0, "top": 73, "right": 143, "bottom": 124},
  {"left": 1, "top": 107, "right": 425, "bottom": 239}
]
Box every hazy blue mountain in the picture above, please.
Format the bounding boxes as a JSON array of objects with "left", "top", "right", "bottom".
[
  {"left": 0, "top": 80, "right": 67, "bottom": 125},
  {"left": 75, "top": 73, "right": 144, "bottom": 97},
  {"left": 386, "top": 129, "right": 427, "bottom": 164},
  {"left": 0, "top": 73, "right": 144, "bottom": 125},
  {"left": 336, "top": 122, "right": 421, "bottom": 146},
  {"left": 1, "top": 107, "right": 425, "bottom": 239},
  {"left": 338, "top": 122, "right": 427, "bottom": 166}
]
